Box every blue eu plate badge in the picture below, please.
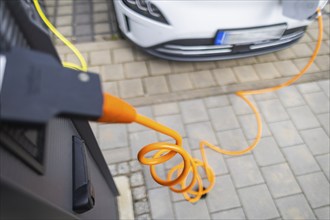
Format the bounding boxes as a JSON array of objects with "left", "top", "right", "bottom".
[{"left": 214, "top": 31, "right": 226, "bottom": 45}]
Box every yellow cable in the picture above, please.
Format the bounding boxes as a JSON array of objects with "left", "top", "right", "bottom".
[
  {"left": 136, "top": 10, "right": 323, "bottom": 203},
  {"left": 33, "top": 0, "right": 88, "bottom": 72}
]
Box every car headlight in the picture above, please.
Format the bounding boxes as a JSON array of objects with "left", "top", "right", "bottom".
[{"left": 122, "top": 0, "right": 169, "bottom": 24}]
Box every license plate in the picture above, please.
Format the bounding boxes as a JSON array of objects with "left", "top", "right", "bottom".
[{"left": 214, "top": 24, "right": 287, "bottom": 45}]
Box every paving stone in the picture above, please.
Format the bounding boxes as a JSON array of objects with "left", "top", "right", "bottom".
[
  {"left": 258, "top": 99, "right": 290, "bottom": 123},
  {"left": 314, "top": 206, "right": 330, "bottom": 220},
  {"left": 75, "top": 4, "right": 89, "bottom": 14},
  {"left": 143, "top": 164, "right": 166, "bottom": 189},
  {"left": 103, "top": 147, "right": 131, "bottom": 164},
  {"left": 136, "top": 214, "right": 151, "bottom": 220},
  {"left": 262, "top": 163, "right": 301, "bottom": 198},
  {"left": 132, "top": 186, "right": 147, "bottom": 200},
  {"left": 190, "top": 70, "right": 216, "bottom": 88},
  {"left": 90, "top": 50, "right": 111, "bottom": 65},
  {"left": 134, "top": 48, "right": 152, "bottom": 61},
  {"left": 118, "top": 162, "right": 130, "bottom": 175},
  {"left": 156, "top": 114, "right": 186, "bottom": 141},
  {"left": 163, "top": 138, "right": 191, "bottom": 170},
  {"left": 101, "top": 64, "right": 125, "bottom": 81},
  {"left": 227, "top": 155, "right": 264, "bottom": 188},
  {"left": 212, "top": 68, "right": 238, "bottom": 85},
  {"left": 128, "top": 106, "right": 153, "bottom": 132},
  {"left": 215, "top": 59, "right": 238, "bottom": 68},
  {"left": 66, "top": 52, "right": 88, "bottom": 67},
  {"left": 318, "top": 80, "right": 330, "bottom": 97},
  {"left": 238, "top": 184, "right": 279, "bottom": 219},
  {"left": 238, "top": 114, "right": 271, "bottom": 140},
  {"left": 99, "top": 124, "right": 128, "bottom": 149},
  {"left": 119, "top": 79, "right": 144, "bottom": 98},
  {"left": 130, "top": 172, "right": 144, "bottom": 187},
  {"left": 148, "top": 188, "right": 174, "bottom": 219},
  {"left": 229, "top": 94, "right": 255, "bottom": 115},
  {"left": 206, "top": 175, "right": 241, "bottom": 212},
  {"left": 318, "top": 113, "right": 330, "bottom": 135},
  {"left": 237, "top": 57, "right": 258, "bottom": 65},
  {"left": 192, "top": 148, "right": 228, "bottom": 176},
  {"left": 297, "top": 172, "right": 330, "bottom": 208},
  {"left": 254, "top": 63, "right": 281, "bottom": 79},
  {"left": 253, "top": 137, "right": 285, "bottom": 166},
  {"left": 57, "top": 26, "right": 72, "bottom": 37},
  {"left": 253, "top": 92, "right": 277, "bottom": 101},
  {"left": 315, "top": 55, "right": 330, "bottom": 71},
  {"left": 168, "top": 73, "right": 194, "bottom": 91},
  {"left": 276, "top": 194, "right": 316, "bottom": 220},
  {"left": 108, "top": 164, "right": 117, "bottom": 176},
  {"left": 299, "top": 33, "right": 312, "bottom": 43},
  {"left": 269, "top": 121, "right": 304, "bottom": 147},
  {"left": 276, "top": 86, "right": 305, "bottom": 107},
  {"left": 94, "top": 23, "right": 110, "bottom": 34},
  {"left": 292, "top": 43, "right": 314, "bottom": 57},
  {"left": 93, "top": 13, "right": 108, "bottom": 23},
  {"left": 179, "top": 99, "right": 208, "bottom": 123},
  {"left": 293, "top": 58, "right": 320, "bottom": 73},
  {"left": 209, "top": 106, "right": 240, "bottom": 132},
  {"left": 194, "top": 61, "right": 216, "bottom": 70},
  {"left": 130, "top": 130, "right": 158, "bottom": 158},
  {"left": 124, "top": 62, "right": 148, "bottom": 78},
  {"left": 153, "top": 102, "right": 179, "bottom": 116},
  {"left": 275, "top": 48, "right": 296, "bottom": 60},
  {"left": 296, "top": 82, "right": 321, "bottom": 94},
  {"left": 93, "top": 3, "right": 108, "bottom": 12},
  {"left": 130, "top": 160, "right": 142, "bottom": 172},
  {"left": 56, "top": 15, "right": 72, "bottom": 26},
  {"left": 204, "top": 95, "right": 229, "bottom": 108},
  {"left": 211, "top": 208, "right": 246, "bottom": 220},
  {"left": 308, "top": 28, "right": 329, "bottom": 41},
  {"left": 273, "top": 60, "right": 300, "bottom": 76},
  {"left": 288, "top": 106, "right": 320, "bottom": 130},
  {"left": 134, "top": 200, "right": 150, "bottom": 215},
  {"left": 174, "top": 200, "right": 210, "bottom": 220},
  {"left": 301, "top": 128, "right": 330, "bottom": 155},
  {"left": 217, "top": 129, "right": 249, "bottom": 152},
  {"left": 144, "top": 76, "right": 169, "bottom": 95},
  {"left": 113, "top": 48, "right": 135, "bottom": 63},
  {"left": 148, "top": 60, "right": 171, "bottom": 75},
  {"left": 316, "top": 154, "right": 330, "bottom": 180},
  {"left": 186, "top": 122, "right": 217, "bottom": 150},
  {"left": 74, "top": 14, "right": 91, "bottom": 25},
  {"left": 256, "top": 53, "right": 278, "bottom": 63},
  {"left": 233, "top": 65, "right": 259, "bottom": 82},
  {"left": 171, "top": 62, "right": 194, "bottom": 73},
  {"left": 102, "top": 81, "right": 118, "bottom": 96},
  {"left": 283, "top": 145, "right": 320, "bottom": 175},
  {"left": 115, "top": 176, "right": 134, "bottom": 220},
  {"left": 304, "top": 92, "right": 330, "bottom": 114},
  {"left": 58, "top": 5, "right": 73, "bottom": 15}
]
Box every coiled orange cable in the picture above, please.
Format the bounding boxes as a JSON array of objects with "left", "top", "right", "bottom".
[{"left": 136, "top": 10, "right": 323, "bottom": 203}]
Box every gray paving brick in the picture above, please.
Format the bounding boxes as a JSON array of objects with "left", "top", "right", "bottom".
[
  {"left": 119, "top": 79, "right": 144, "bottom": 98},
  {"left": 212, "top": 68, "right": 238, "bottom": 86},
  {"left": 102, "top": 81, "right": 118, "bottom": 96},
  {"left": 195, "top": 61, "right": 216, "bottom": 70},
  {"left": 262, "top": 163, "right": 301, "bottom": 198},
  {"left": 258, "top": 99, "right": 290, "bottom": 123},
  {"left": 90, "top": 50, "right": 111, "bottom": 65},
  {"left": 211, "top": 208, "right": 246, "bottom": 220},
  {"left": 238, "top": 184, "right": 279, "bottom": 219},
  {"left": 168, "top": 73, "right": 194, "bottom": 91},
  {"left": 314, "top": 206, "right": 330, "bottom": 220},
  {"left": 134, "top": 200, "right": 150, "bottom": 215},
  {"left": 124, "top": 62, "right": 148, "bottom": 78},
  {"left": 143, "top": 164, "right": 166, "bottom": 189},
  {"left": 252, "top": 92, "right": 277, "bottom": 101},
  {"left": 93, "top": 3, "right": 107, "bottom": 12},
  {"left": 58, "top": 5, "right": 73, "bottom": 15},
  {"left": 113, "top": 48, "right": 135, "bottom": 63},
  {"left": 253, "top": 137, "right": 285, "bottom": 166},
  {"left": 133, "top": 186, "right": 147, "bottom": 200},
  {"left": 316, "top": 154, "right": 330, "bottom": 180},
  {"left": 192, "top": 148, "right": 228, "bottom": 176},
  {"left": 144, "top": 76, "right": 169, "bottom": 95},
  {"left": 254, "top": 63, "right": 281, "bottom": 80},
  {"left": 153, "top": 102, "right": 179, "bottom": 116},
  {"left": 239, "top": 114, "right": 271, "bottom": 140},
  {"left": 149, "top": 188, "right": 174, "bottom": 220},
  {"left": 93, "top": 13, "right": 108, "bottom": 23},
  {"left": 190, "top": 70, "right": 216, "bottom": 88},
  {"left": 215, "top": 59, "right": 238, "bottom": 68},
  {"left": 187, "top": 122, "right": 217, "bottom": 150},
  {"left": 318, "top": 113, "right": 330, "bottom": 135},
  {"left": 297, "top": 172, "right": 330, "bottom": 208},
  {"left": 318, "top": 80, "right": 330, "bottom": 97},
  {"left": 130, "top": 160, "right": 142, "bottom": 172},
  {"left": 304, "top": 92, "right": 330, "bottom": 114},
  {"left": 237, "top": 57, "right": 258, "bottom": 65},
  {"left": 179, "top": 99, "right": 208, "bottom": 124},
  {"left": 275, "top": 48, "right": 296, "bottom": 60},
  {"left": 118, "top": 162, "right": 130, "bottom": 175},
  {"left": 273, "top": 60, "right": 299, "bottom": 76},
  {"left": 128, "top": 106, "right": 153, "bottom": 132},
  {"left": 130, "top": 130, "right": 158, "bottom": 158},
  {"left": 233, "top": 65, "right": 259, "bottom": 82},
  {"left": 156, "top": 114, "right": 186, "bottom": 141},
  {"left": 209, "top": 106, "right": 240, "bottom": 131},
  {"left": 269, "top": 121, "right": 304, "bottom": 147},
  {"left": 99, "top": 124, "right": 128, "bottom": 149},
  {"left": 276, "top": 86, "right": 305, "bottom": 107},
  {"left": 148, "top": 59, "right": 171, "bottom": 75},
  {"left": 174, "top": 200, "right": 210, "bottom": 219},
  {"left": 229, "top": 94, "right": 255, "bottom": 115},
  {"left": 292, "top": 43, "right": 314, "bottom": 57},
  {"left": 108, "top": 164, "right": 117, "bottom": 176},
  {"left": 172, "top": 62, "right": 194, "bottom": 73},
  {"left": 315, "top": 55, "right": 330, "bottom": 71},
  {"left": 293, "top": 58, "right": 320, "bottom": 73},
  {"left": 227, "top": 155, "right": 264, "bottom": 188},
  {"left": 283, "top": 145, "right": 320, "bottom": 175},
  {"left": 94, "top": 23, "right": 110, "bottom": 34},
  {"left": 136, "top": 213, "right": 151, "bottom": 220},
  {"left": 288, "top": 106, "right": 320, "bottom": 130},
  {"left": 301, "top": 128, "right": 330, "bottom": 155},
  {"left": 56, "top": 15, "right": 72, "bottom": 26},
  {"left": 217, "top": 129, "right": 249, "bottom": 153},
  {"left": 204, "top": 95, "right": 229, "bottom": 108},
  {"left": 102, "top": 147, "right": 131, "bottom": 164},
  {"left": 206, "top": 175, "right": 241, "bottom": 212},
  {"left": 276, "top": 194, "right": 316, "bottom": 220},
  {"left": 101, "top": 64, "right": 125, "bottom": 81},
  {"left": 296, "top": 82, "right": 321, "bottom": 94},
  {"left": 256, "top": 53, "right": 278, "bottom": 63}
]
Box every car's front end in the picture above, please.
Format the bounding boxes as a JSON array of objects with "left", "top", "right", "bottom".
[{"left": 114, "top": 0, "right": 328, "bottom": 61}]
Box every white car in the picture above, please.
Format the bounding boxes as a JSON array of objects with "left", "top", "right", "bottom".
[{"left": 113, "top": 0, "right": 328, "bottom": 61}]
